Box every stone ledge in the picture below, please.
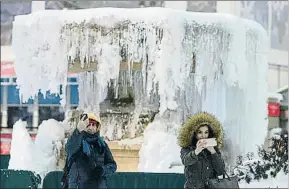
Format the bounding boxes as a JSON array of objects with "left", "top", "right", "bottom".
[
  {"left": 106, "top": 141, "right": 141, "bottom": 151},
  {"left": 105, "top": 140, "right": 141, "bottom": 172}
]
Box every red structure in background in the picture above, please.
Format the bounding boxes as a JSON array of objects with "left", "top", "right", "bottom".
[
  {"left": 268, "top": 102, "right": 280, "bottom": 117},
  {"left": 1, "top": 61, "right": 15, "bottom": 77},
  {"left": 1, "top": 61, "right": 77, "bottom": 77},
  {"left": 0, "top": 133, "right": 36, "bottom": 155}
]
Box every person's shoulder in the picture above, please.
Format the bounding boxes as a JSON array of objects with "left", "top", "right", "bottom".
[
  {"left": 98, "top": 136, "right": 109, "bottom": 148},
  {"left": 103, "top": 140, "right": 110, "bottom": 148},
  {"left": 181, "top": 146, "right": 195, "bottom": 152},
  {"left": 183, "top": 145, "right": 195, "bottom": 149},
  {"left": 214, "top": 147, "right": 222, "bottom": 153},
  {"left": 69, "top": 129, "right": 81, "bottom": 138},
  {"left": 101, "top": 139, "right": 114, "bottom": 154}
]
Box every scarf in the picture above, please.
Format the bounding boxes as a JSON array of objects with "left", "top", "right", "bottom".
[{"left": 82, "top": 132, "right": 106, "bottom": 156}]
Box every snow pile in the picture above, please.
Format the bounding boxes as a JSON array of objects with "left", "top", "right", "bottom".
[
  {"left": 268, "top": 92, "right": 284, "bottom": 103},
  {"left": 138, "top": 115, "right": 183, "bottom": 173},
  {"left": 138, "top": 131, "right": 181, "bottom": 173},
  {"left": 12, "top": 8, "right": 269, "bottom": 171},
  {"left": 8, "top": 120, "right": 35, "bottom": 171},
  {"left": 33, "top": 119, "right": 65, "bottom": 178},
  {"left": 8, "top": 119, "right": 66, "bottom": 181},
  {"left": 268, "top": 127, "right": 282, "bottom": 139}
]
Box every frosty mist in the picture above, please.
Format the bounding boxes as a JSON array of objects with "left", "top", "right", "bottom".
[{"left": 12, "top": 8, "right": 268, "bottom": 169}]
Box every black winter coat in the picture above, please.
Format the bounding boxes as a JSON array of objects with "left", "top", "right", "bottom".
[
  {"left": 63, "top": 130, "right": 117, "bottom": 189},
  {"left": 180, "top": 146, "right": 225, "bottom": 189}
]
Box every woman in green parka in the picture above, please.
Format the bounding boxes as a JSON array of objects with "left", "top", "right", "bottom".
[{"left": 178, "top": 112, "right": 226, "bottom": 189}]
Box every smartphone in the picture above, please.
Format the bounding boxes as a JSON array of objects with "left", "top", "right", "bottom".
[
  {"left": 80, "top": 113, "right": 88, "bottom": 120},
  {"left": 200, "top": 138, "right": 217, "bottom": 147}
]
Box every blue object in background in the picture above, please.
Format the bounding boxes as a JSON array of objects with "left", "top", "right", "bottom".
[
  {"left": 38, "top": 86, "right": 63, "bottom": 105},
  {"left": 1, "top": 78, "right": 80, "bottom": 105},
  {"left": 70, "top": 85, "right": 79, "bottom": 105},
  {"left": 7, "top": 86, "right": 34, "bottom": 104}
]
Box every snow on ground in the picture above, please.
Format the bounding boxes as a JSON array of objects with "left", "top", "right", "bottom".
[{"left": 239, "top": 172, "right": 288, "bottom": 188}]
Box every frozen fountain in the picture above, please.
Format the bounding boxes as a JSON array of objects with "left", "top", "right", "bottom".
[{"left": 12, "top": 8, "right": 268, "bottom": 171}]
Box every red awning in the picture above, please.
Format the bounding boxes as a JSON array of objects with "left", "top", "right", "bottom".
[
  {"left": 0, "top": 133, "right": 37, "bottom": 155},
  {"left": 1, "top": 61, "right": 77, "bottom": 78},
  {"left": 1, "top": 61, "right": 15, "bottom": 77}
]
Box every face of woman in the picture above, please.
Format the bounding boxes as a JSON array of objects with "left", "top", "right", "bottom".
[
  {"left": 196, "top": 125, "right": 209, "bottom": 140},
  {"left": 86, "top": 122, "right": 100, "bottom": 134}
]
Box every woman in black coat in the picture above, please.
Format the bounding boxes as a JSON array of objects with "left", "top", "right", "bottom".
[
  {"left": 62, "top": 113, "right": 117, "bottom": 189},
  {"left": 178, "top": 112, "right": 226, "bottom": 189}
]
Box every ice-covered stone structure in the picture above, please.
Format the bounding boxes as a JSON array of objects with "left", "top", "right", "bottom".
[{"left": 12, "top": 8, "right": 268, "bottom": 169}]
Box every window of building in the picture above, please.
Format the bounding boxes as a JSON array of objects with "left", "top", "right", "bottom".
[
  {"left": 7, "top": 106, "right": 33, "bottom": 128},
  {"left": 38, "top": 106, "right": 65, "bottom": 125}
]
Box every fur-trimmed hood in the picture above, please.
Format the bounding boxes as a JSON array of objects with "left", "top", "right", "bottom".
[{"left": 178, "top": 112, "right": 223, "bottom": 148}]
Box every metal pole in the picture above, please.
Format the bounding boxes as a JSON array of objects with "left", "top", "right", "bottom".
[
  {"left": 32, "top": 95, "right": 39, "bottom": 128},
  {"left": 1, "top": 86, "right": 8, "bottom": 128},
  {"left": 66, "top": 85, "right": 71, "bottom": 112}
]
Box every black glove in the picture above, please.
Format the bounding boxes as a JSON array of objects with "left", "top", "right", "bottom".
[{"left": 92, "top": 165, "right": 104, "bottom": 178}]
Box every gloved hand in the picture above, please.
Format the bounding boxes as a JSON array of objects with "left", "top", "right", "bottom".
[
  {"left": 92, "top": 165, "right": 104, "bottom": 178},
  {"left": 77, "top": 114, "right": 89, "bottom": 132}
]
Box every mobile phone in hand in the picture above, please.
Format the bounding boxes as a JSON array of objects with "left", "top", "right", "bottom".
[
  {"left": 200, "top": 138, "right": 217, "bottom": 147},
  {"left": 80, "top": 113, "right": 88, "bottom": 121}
]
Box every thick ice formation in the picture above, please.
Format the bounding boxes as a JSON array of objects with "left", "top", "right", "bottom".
[{"left": 12, "top": 8, "right": 268, "bottom": 170}]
